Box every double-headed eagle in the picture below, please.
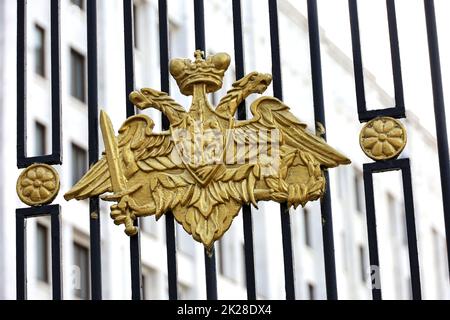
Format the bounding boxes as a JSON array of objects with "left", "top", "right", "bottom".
[{"left": 65, "top": 51, "right": 350, "bottom": 250}]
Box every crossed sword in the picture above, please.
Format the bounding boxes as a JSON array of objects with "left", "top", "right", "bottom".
[{"left": 100, "top": 111, "right": 140, "bottom": 236}]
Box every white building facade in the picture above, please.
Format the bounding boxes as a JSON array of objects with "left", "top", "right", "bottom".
[{"left": 0, "top": 0, "right": 449, "bottom": 300}]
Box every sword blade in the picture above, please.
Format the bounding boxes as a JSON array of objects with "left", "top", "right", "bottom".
[{"left": 100, "top": 110, "right": 127, "bottom": 193}]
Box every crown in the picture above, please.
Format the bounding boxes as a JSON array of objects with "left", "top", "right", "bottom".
[{"left": 169, "top": 50, "right": 231, "bottom": 96}]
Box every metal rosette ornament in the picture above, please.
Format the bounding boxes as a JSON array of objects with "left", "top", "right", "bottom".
[
  {"left": 359, "top": 117, "right": 407, "bottom": 161},
  {"left": 17, "top": 163, "right": 60, "bottom": 207}
]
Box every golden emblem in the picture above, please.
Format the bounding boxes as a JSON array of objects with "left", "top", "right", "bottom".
[
  {"left": 360, "top": 116, "right": 407, "bottom": 161},
  {"left": 17, "top": 163, "right": 60, "bottom": 206},
  {"left": 64, "top": 51, "right": 350, "bottom": 250}
]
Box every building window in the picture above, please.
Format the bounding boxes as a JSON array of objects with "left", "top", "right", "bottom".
[
  {"left": 71, "top": 0, "right": 84, "bottom": 10},
  {"left": 336, "top": 167, "right": 347, "bottom": 197},
  {"left": 178, "top": 284, "right": 191, "bottom": 300},
  {"left": 341, "top": 232, "right": 348, "bottom": 272},
  {"left": 73, "top": 242, "right": 90, "bottom": 300},
  {"left": 304, "top": 208, "right": 312, "bottom": 247},
  {"left": 70, "top": 49, "right": 86, "bottom": 103},
  {"left": 142, "top": 274, "right": 148, "bottom": 300},
  {"left": 432, "top": 228, "right": 446, "bottom": 297},
  {"left": 217, "top": 240, "right": 225, "bottom": 275},
  {"left": 307, "top": 283, "right": 315, "bottom": 300},
  {"left": 359, "top": 245, "right": 367, "bottom": 282},
  {"left": 387, "top": 193, "right": 398, "bottom": 236},
  {"left": 35, "top": 122, "right": 47, "bottom": 155},
  {"left": 240, "top": 242, "right": 246, "bottom": 286},
  {"left": 168, "top": 21, "right": 180, "bottom": 59},
  {"left": 36, "top": 223, "right": 49, "bottom": 283},
  {"left": 176, "top": 224, "right": 196, "bottom": 257},
  {"left": 142, "top": 268, "right": 157, "bottom": 300},
  {"left": 210, "top": 91, "right": 219, "bottom": 108},
  {"left": 34, "top": 25, "right": 46, "bottom": 77},
  {"left": 71, "top": 143, "right": 87, "bottom": 184},
  {"left": 133, "top": 4, "right": 139, "bottom": 49},
  {"left": 354, "top": 170, "right": 363, "bottom": 213}
]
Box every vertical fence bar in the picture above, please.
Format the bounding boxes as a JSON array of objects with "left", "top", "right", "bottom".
[
  {"left": 16, "top": 0, "right": 63, "bottom": 300},
  {"left": 17, "top": 0, "right": 26, "bottom": 166},
  {"left": 16, "top": 206, "right": 63, "bottom": 300},
  {"left": 363, "top": 160, "right": 422, "bottom": 300},
  {"left": 165, "top": 215, "right": 178, "bottom": 299},
  {"left": 50, "top": 0, "right": 62, "bottom": 163},
  {"left": 268, "top": 0, "right": 296, "bottom": 300},
  {"left": 86, "top": 0, "right": 102, "bottom": 300},
  {"left": 123, "top": 0, "right": 142, "bottom": 300},
  {"left": 232, "top": 0, "right": 257, "bottom": 300},
  {"left": 348, "top": 0, "right": 405, "bottom": 122},
  {"left": 158, "top": 0, "right": 179, "bottom": 300},
  {"left": 348, "top": 0, "right": 366, "bottom": 118},
  {"left": 16, "top": 212, "right": 26, "bottom": 300},
  {"left": 124, "top": 0, "right": 136, "bottom": 118},
  {"left": 193, "top": 0, "right": 206, "bottom": 55},
  {"left": 424, "top": 0, "right": 450, "bottom": 278},
  {"left": 50, "top": 207, "right": 62, "bottom": 300},
  {"left": 306, "top": 0, "right": 338, "bottom": 300},
  {"left": 386, "top": 0, "right": 405, "bottom": 114},
  {"left": 362, "top": 166, "right": 382, "bottom": 300},
  {"left": 17, "top": 0, "right": 62, "bottom": 168},
  {"left": 400, "top": 160, "right": 422, "bottom": 300},
  {"left": 193, "top": 0, "right": 218, "bottom": 300},
  {"left": 15, "top": 2, "right": 27, "bottom": 296},
  {"left": 350, "top": 0, "right": 421, "bottom": 300}
]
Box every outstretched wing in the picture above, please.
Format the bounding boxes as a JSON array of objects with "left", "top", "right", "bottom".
[
  {"left": 64, "top": 114, "right": 181, "bottom": 200},
  {"left": 234, "top": 96, "right": 350, "bottom": 167}
]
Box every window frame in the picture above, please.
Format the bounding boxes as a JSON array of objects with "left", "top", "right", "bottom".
[
  {"left": 354, "top": 169, "right": 364, "bottom": 213},
  {"left": 133, "top": 3, "right": 139, "bottom": 49},
  {"left": 73, "top": 238, "right": 90, "bottom": 300},
  {"left": 36, "top": 222, "right": 50, "bottom": 283},
  {"left": 71, "top": 143, "right": 87, "bottom": 185},
  {"left": 307, "top": 283, "right": 315, "bottom": 300},
  {"left": 304, "top": 208, "right": 312, "bottom": 247},
  {"left": 70, "top": 0, "right": 84, "bottom": 10},
  {"left": 69, "top": 48, "right": 87, "bottom": 103},
  {"left": 35, "top": 121, "right": 47, "bottom": 156},
  {"left": 34, "top": 24, "right": 46, "bottom": 78}
]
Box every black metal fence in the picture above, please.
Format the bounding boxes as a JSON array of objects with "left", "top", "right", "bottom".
[{"left": 15, "top": 0, "right": 450, "bottom": 300}]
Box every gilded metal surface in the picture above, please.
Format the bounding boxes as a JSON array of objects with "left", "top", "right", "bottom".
[
  {"left": 65, "top": 51, "right": 350, "bottom": 249},
  {"left": 360, "top": 117, "right": 407, "bottom": 161},
  {"left": 17, "top": 163, "right": 60, "bottom": 206}
]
